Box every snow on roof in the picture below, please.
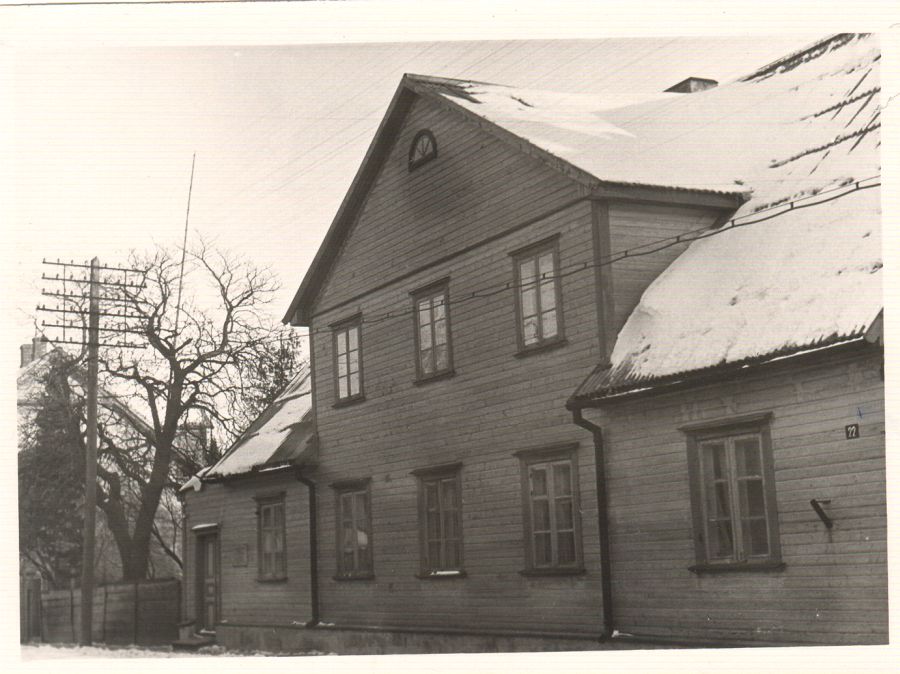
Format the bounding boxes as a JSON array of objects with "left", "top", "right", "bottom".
[
  {"left": 201, "top": 363, "right": 315, "bottom": 479},
  {"left": 533, "top": 33, "right": 881, "bottom": 400},
  {"left": 427, "top": 35, "right": 878, "bottom": 200}
]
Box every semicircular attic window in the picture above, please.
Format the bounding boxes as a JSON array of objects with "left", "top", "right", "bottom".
[{"left": 408, "top": 130, "right": 437, "bottom": 171}]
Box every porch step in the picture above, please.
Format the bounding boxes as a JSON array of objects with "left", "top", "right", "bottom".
[{"left": 171, "top": 635, "right": 216, "bottom": 652}]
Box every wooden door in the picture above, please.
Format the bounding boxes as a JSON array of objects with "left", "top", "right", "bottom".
[{"left": 196, "top": 533, "right": 219, "bottom": 632}]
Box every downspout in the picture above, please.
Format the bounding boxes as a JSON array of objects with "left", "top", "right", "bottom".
[
  {"left": 571, "top": 406, "right": 614, "bottom": 640},
  {"left": 294, "top": 470, "right": 319, "bottom": 627}
]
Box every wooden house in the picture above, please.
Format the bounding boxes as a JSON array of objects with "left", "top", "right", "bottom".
[
  {"left": 182, "top": 33, "right": 884, "bottom": 652},
  {"left": 180, "top": 365, "right": 317, "bottom": 645}
]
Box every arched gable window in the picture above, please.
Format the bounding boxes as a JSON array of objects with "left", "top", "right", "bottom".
[{"left": 408, "top": 130, "right": 437, "bottom": 171}]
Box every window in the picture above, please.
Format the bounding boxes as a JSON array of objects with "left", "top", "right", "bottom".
[
  {"left": 684, "top": 414, "right": 782, "bottom": 572},
  {"left": 408, "top": 129, "right": 437, "bottom": 171},
  {"left": 512, "top": 237, "right": 564, "bottom": 353},
  {"left": 412, "top": 280, "right": 453, "bottom": 381},
  {"left": 332, "top": 316, "right": 363, "bottom": 404},
  {"left": 413, "top": 463, "right": 463, "bottom": 576},
  {"left": 517, "top": 444, "right": 583, "bottom": 573},
  {"left": 256, "top": 495, "right": 286, "bottom": 580},
  {"left": 333, "top": 479, "right": 374, "bottom": 579}
]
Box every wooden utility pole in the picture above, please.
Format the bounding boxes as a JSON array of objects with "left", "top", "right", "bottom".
[
  {"left": 79, "top": 257, "right": 100, "bottom": 646},
  {"left": 39, "top": 257, "right": 146, "bottom": 646}
]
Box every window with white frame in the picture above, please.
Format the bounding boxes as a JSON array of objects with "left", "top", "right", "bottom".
[
  {"left": 512, "top": 237, "right": 564, "bottom": 352},
  {"left": 332, "top": 317, "right": 363, "bottom": 403},
  {"left": 412, "top": 280, "right": 453, "bottom": 381}
]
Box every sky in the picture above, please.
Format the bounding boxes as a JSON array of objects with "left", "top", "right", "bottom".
[{"left": 7, "top": 34, "right": 827, "bottom": 341}]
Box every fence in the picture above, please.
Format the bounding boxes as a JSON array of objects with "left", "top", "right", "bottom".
[{"left": 33, "top": 578, "right": 180, "bottom": 646}]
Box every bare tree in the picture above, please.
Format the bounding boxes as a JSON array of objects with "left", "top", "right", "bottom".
[{"left": 92, "top": 241, "right": 291, "bottom": 580}]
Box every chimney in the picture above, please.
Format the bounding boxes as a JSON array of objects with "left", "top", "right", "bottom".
[
  {"left": 20, "top": 343, "right": 33, "bottom": 368},
  {"left": 664, "top": 77, "right": 718, "bottom": 94},
  {"left": 32, "top": 336, "right": 49, "bottom": 360},
  {"left": 20, "top": 336, "right": 50, "bottom": 367}
]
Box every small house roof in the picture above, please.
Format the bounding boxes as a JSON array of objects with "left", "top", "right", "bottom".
[
  {"left": 17, "top": 347, "right": 155, "bottom": 440},
  {"left": 571, "top": 33, "right": 881, "bottom": 403},
  {"left": 198, "top": 363, "right": 316, "bottom": 481}
]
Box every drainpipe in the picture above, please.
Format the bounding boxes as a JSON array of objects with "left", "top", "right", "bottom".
[
  {"left": 571, "top": 407, "right": 613, "bottom": 640},
  {"left": 294, "top": 470, "right": 319, "bottom": 627}
]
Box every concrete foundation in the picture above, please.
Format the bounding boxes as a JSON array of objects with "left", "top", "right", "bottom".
[{"left": 215, "top": 623, "right": 661, "bottom": 655}]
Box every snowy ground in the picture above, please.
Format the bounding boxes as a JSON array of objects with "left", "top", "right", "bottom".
[{"left": 21, "top": 642, "right": 333, "bottom": 659}]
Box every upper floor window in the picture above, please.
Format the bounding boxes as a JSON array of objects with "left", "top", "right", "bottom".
[
  {"left": 412, "top": 280, "right": 453, "bottom": 382},
  {"left": 517, "top": 444, "right": 583, "bottom": 574},
  {"left": 256, "top": 494, "right": 286, "bottom": 581},
  {"left": 512, "top": 236, "right": 565, "bottom": 353},
  {"left": 684, "top": 414, "right": 783, "bottom": 572},
  {"left": 413, "top": 462, "right": 464, "bottom": 577},
  {"left": 332, "top": 316, "right": 363, "bottom": 404},
  {"left": 333, "top": 479, "right": 374, "bottom": 579},
  {"left": 409, "top": 130, "right": 437, "bottom": 171}
]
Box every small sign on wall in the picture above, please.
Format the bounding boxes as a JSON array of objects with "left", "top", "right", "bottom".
[
  {"left": 845, "top": 423, "right": 860, "bottom": 440},
  {"left": 230, "top": 544, "right": 249, "bottom": 567}
]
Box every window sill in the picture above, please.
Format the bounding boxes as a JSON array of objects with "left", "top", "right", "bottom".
[
  {"left": 514, "top": 338, "right": 568, "bottom": 359},
  {"left": 688, "top": 561, "right": 786, "bottom": 575},
  {"left": 413, "top": 369, "right": 455, "bottom": 386},
  {"left": 519, "top": 567, "right": 586, "bottom": 577},
  {"left": 416, "top": 570, "right": 467, "bottom": 580},
  {"left": 332, "top": 394, "right": 366, "bottom": 409},
  {"left": 256, "top": 576, "right": 288, "bottom": 584},
  {"left": 333, "top": 573, "right": 375, "bottom": 582}
]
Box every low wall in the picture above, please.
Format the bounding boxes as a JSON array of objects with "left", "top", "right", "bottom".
[{"left": 40, "top": 578, "right": 180, "bottom": 646}]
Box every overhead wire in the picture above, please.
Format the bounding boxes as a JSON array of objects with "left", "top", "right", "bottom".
[{"left": 279, "top": 174, "right": 880, "bottom": 338}]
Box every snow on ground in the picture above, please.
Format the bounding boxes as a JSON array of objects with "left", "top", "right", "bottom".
[{"left": 21, "top": 643, "right": 333, "bottom": 659}]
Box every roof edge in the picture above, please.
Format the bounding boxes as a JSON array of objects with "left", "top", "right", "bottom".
[
  {"left": 569, "top": 332, "right": 878, "bottom": 408},
  {"left": 738, "top": 33, "right": 863, "bottom": 82},
  {"left": 283, "top": 76, "right": 418, "bottom": 326}
]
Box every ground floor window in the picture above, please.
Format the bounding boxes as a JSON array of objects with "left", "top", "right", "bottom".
[
  {"left": 333, "top": 479, "right": 374, "bottom": 578},
  {"left": 256, "top": 494, "right": 286, "bottom": 580},
  {"left": 684, "top": 414, "right": 782, "bottom": 570},
  {"left": 516, "top": 443, "right": 583, "bottom": 573},
  {"left": 413, "top": 462, "right": 463, "bottom": 576}
]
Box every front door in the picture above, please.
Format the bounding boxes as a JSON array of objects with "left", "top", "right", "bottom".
[{"left": 196, "top": 533, "right": 219, "bottom": 633}]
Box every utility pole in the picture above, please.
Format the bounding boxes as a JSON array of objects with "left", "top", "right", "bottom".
[
  {"left": 38, "top": 257, "right": 146, "bottom": 646},
  {"left": 81, "top": 257, "right": 100, "bottom": 647}
]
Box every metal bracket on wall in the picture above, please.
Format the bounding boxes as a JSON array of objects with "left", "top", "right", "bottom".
[{"left": 810, "top": 499, "right": 833, "bottom": 529}]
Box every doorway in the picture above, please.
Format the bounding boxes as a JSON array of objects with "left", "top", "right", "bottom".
[{"left": 195, "top": 532, "right": 219, "bottom": 633}]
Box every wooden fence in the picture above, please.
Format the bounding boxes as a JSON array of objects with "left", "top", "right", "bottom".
[{"left": 33, "top": 578, "right": 180, "bottom": 646}]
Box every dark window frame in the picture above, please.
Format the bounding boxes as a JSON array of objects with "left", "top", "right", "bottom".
[
  {"left": 510, "top": 235, "right": 566, "bottom": 355},
  {"left": 255, "top": 493, "right": 287, "bottom": 582},
  {"left": 332, "top": 478, "right": 375, "bottom": 580},
  {"left": 408, "top": 129, "right": 438, "bottom": 171},
  {"left": 515, "top": 442, "right": 584, "bottom": 575},
  {"left": 412, "top": 462, "right": 465, "bottom": 578},
  {"left": 683, "top": 413, "right": 784, "bottom": 574},
  {"left": 411, "top": 278, "right": 454, "bottom": 383},
  {"left": 331, "top": 314, "right": 364, "bottom": 406}
]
